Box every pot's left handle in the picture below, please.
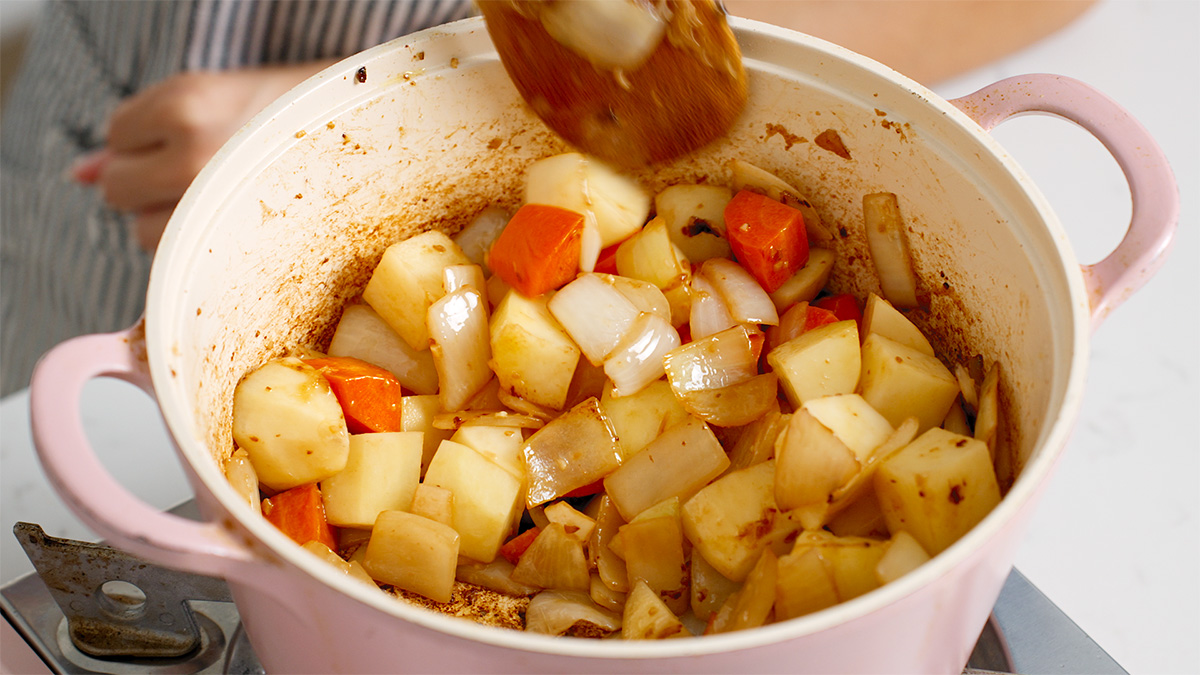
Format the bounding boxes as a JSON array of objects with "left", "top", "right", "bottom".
[
  {"left": 29, "top": 326, "right": 274, "bottom": 581},
  {"left": 950, "top": 74, "right": 1178, "bottom": 330}
]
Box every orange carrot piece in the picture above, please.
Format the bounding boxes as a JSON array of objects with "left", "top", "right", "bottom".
[
  {"left": 262, "top": 484, "right": 338, "bottom": 550},
  {"left": 803, "top": 305, "right": 839, "bottom": 332},
  {"left": 488, "top": 204, "right": 584, "bottom": 297},
  {"left": 593, "top": 242, "right": 622, "bottom": 275},
  {"left": 499, "top": 527, "right": 542, "bottom": 565},
  {"left": 562, "top": 478, "right": 606, "bottom": 499},
  {"left": 814, "top": 293, "right": 862, "bottom": 325},
  {"left": 724, "top": 190, "right": 809, "bottom": 293},
  {"left": 303, "top": 356, "right": 402, "bottom": 434}
]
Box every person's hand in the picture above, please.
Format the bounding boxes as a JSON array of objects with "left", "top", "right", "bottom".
[{"left": 70, "top": 62, "right": 333, "bottom": 251}]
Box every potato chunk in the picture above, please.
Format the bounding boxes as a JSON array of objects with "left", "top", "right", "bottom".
[
  {"left": 321, "top": 432, "right": 422, "bottom": 529},
  {"left": 362, "top": 510, "right": 460, "bottom": 603},
  {"left": 232, "top": 357, "right": 349, "bottom": 492},
  {"left": 490, "top": 290, "right": 581, "bottom": 411},
  {"left": 423, "top": 440, "right": 523, "bottom": 562},
  {"left": 682, "top": 460, "right": 780, "bottom": 583},
  {"left": 767, "top": 319, "right": 861, "bottom": 407},
  {"left": 604, "top": 416, "right": 730, "bottom": 521},
  {"left": 362, "top": 231, "right": 470, "bottom": 351},
  {"left": 873, "top": 428, "right": 1002, "bottom": 555},
  {"left": 859, "top": 333, "right": 959, "bottom": 433}
]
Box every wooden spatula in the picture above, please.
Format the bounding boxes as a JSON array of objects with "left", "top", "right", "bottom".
[{"left": 478, "top": 0, "right": 747, "bottom": 168}]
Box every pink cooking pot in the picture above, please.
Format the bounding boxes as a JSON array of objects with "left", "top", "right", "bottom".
[{"left": 29, "top": 16, "right": 1176, "bottom": 674}]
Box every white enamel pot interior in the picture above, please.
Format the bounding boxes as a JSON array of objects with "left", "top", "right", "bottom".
[{"left": 29, "top": 16, "right": 1177, "bottom": 675}]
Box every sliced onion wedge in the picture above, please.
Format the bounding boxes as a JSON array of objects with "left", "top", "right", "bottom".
[
  {"left": 663, "top": 324, "right": 761, "bottom": 393},
  {"left": 525, "top": 589, "right": 623, "bottom": 637},
  {"left": 603, "top": 312, "right": 681, "bottom": 397},
  {"left": 699, "top": 257, "right": 779, "bottom": 326},
  {"left": 676, "top": 372, "right": 779, "bottom": 428},
  {"left": 454, "top": 206, "right": 509, "bottom": 272},
  {"left": 863, "top": 192, "right": 919, "bottom": 308},
  {"left": 428, "top": 287, "right": 491, "bottom": 411},
  {"left": 688, "top": 272, "right": 736, "bottom": 340},
  {"left": 549, "top": 273, "right": 641, "bottom": 365}
]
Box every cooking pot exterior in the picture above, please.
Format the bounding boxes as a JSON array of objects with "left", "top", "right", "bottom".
[{"left": 28, "top": 17, "right": 1177, "bottom": 674}]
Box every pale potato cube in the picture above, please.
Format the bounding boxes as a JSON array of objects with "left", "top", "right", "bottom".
[
  {"left": 767, "top": 319, "right": 861, "bottom": 407},
  {"left": 232, "top": 358, "right": 349, "bottom": 492},
  {"left": 802, "top": 394, "right": 894, "bottom": 462},
  {"left": 861, "top": 293, "right": 934, "bottom": 356},
  {"left": 619, "top": 511, "right": 688, "bottom": 614},
  {"left": 600, "top": 379, "right": 691, "bottom": 459},
  {"left": 450, "top": 425, "right": 525, "bottom": 480},
  {"left": 774, "top": 409, "right": 859, "bottom": 512},
  {"left": 524, "top": 152, "right": 651, "bottom": 248},
  {"left": 321, "top": 432, "right": 422, "bottom": 529},
  {"left": 623, "top": 580, "right": 690, "bottom": 639},
  {"left": 423, "top": 440, "right": 523, "bottom": 562},
  {"left": 874, "top": 428, "right": 1002, "bottom": 555},
  {"left": 615, "top": 217, "right": 689, "bottom": 291},
  {"left": 821, "top": 537, "right": 888, "bottom": 601},
  {"left": 681, "top": 460, "right": 779, "bottom": 582},
  {"left": 604, "top": 416, "right": 730, "bottom": 521},
  {"left": 825, "top": 489, "right": 890, "bottom": 539},
  {"left": 775, "top": 546, "right": 839, "bottom": 621},
  {"left": 328, "top": 304, "right": 440, "bottom": 395},
  {"left": 654, "top": 183, "right": 733, "bottom": 263},
  {"left": 362, "top": 231, "right": 471, "bottom": 351},
  {"left": 490, "top": 290, "right": 581, "bottom": 411},
  {"left": 875, "top": 530, "right": 931, "bottom": 584},
  {"left": 409, "top": 483, "right": 454, "bottom": 527},
  {"left": 859, "top": 333, "right": 959, "bottom": 433},
  {"left": 362, "top": 510, "right": 460, "bottom": 603}
]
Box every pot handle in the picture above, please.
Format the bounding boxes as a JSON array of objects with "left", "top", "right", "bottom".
[
  {"left": 949, "top": 74, "right": 1178, "bottom": 330},
  {"left": 28, "top": 325, "right": 276, "bottom": 581}
]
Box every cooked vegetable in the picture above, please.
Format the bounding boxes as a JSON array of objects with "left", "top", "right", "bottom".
[
  {"left": 363, "top": 231, "right": 472, "bottom": 351},
  {"left": 321, "top": 432, "right": 422, "bottom": 529},
  {"left": 723, "top": 189, "right": 809, "bottom": 293},
  {"left": 863, "top": 192, "right": 919, "bottom": 308},
  {"left": 304, "top": 356, "right": 403, "bottom": 434},
  {"left": 226, "top": 152, "right": 1013, "bottom": 638},
  {"left": 362, "top": 509, "right": 460, "bottom": 603},
  {"left": 262, "top": 483, "right": 337, "bottom": 550},
  {"left": 232, "top": 357, "right": 349, "bottom": 492},
  {"left": 487, "top": 204, "right": 584, "bottom": 298}
]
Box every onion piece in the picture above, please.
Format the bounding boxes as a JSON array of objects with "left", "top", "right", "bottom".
[
  {"left": 603, "top": 312, "right": 681, "bottom": 397},
  {"left": 454, "top": 206, "right": 509, "bottom": 272},
  {"left": 525, "top": 590, "right": 623, "bottom": 637},
  {"left": 522, "top": 398, "right": 623, "bottom": 506},
  {"left": 688, "top": 272, "right": 736, "bottom": 339},
  {"left": 675, "top": 373, "right": 779, "bottom": 428},
  {"left": 548, "top": 273, "right": 641, "bottom": 365},
  {"left": 601, "top": 274, "right": 671, "bottom": 323},
  {"left": 699, "top": 257, "right": 779, "bottom": 325},
  {"left": 456, "top": 558, "right": 539, "bottom": 597},
  {"left": 537, "top": 0, "right": 668, "bottom": 71},
  {"left": 428, "top": 288, "right": 491, "bottom": 411},
  {"left": 224, "top": 448, "right": 261, "bottom": 515},
  {"left": 663, "top": 324, "right": 761, "bottom": 393},
  {"left": 863, "top": 192, "right": 919, "bottom": 308},
  {"left": 328, "top": 304, "right": 439, "bottom": 395},
  {"left": 511, "top": 523, "right": 591, "bottom": 591},
  {"left": 442, "top": 264, "right": 486, "bottom": 294}
]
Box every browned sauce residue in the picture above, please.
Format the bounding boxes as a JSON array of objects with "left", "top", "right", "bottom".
[
  {"left": 764, "top": 123, "right": 806, "bottom": 150},
  {"left": 815, "top": 129, "right": 851, "bottom": 159}
]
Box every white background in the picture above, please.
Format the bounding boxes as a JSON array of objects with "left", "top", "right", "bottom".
[{"left": 2, "top": 1, "right": 1197, "bottom": 673}]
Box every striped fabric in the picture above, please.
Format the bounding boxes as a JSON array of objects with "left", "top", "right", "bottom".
[{"left": 0, "top": 0, "right": 475, "bottom": 396}]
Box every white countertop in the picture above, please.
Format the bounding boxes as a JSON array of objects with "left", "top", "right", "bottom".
[{"left": 2, "top": 1, "right": 1196, "bottom": 673}]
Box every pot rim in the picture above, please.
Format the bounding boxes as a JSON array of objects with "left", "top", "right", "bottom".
[{"left": 145, "top": 15, "right": 1091, "bottom": 658}]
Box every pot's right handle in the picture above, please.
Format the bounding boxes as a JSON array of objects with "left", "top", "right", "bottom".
[
  {"left": 949, "top": 74, "right": 1178, "bottom": 331},
  {"left": 28, "top": 326, "right": 277, "bottom": 581}
]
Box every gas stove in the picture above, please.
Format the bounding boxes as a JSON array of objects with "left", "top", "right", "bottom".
[{"left": 2, "top": 502, "right": 1125, "bottom": 675}]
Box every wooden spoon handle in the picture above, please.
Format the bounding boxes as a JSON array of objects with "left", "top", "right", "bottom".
[{"left": 480, "top": 0, "right": 747, "bottom": 167}]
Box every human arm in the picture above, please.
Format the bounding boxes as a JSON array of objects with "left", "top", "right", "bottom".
[
  {"left": 71, "top": 60, "right": 336, "bottom": 251},
  {"left": 722, "top": 0, "right": 1097, "bottom": 85}
]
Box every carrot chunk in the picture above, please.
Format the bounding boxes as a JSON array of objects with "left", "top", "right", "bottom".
[
  {"left": 488, "top": 204, "right": 585, "bottom": 297},
  {"left": 262, "top": 483, "right": 338, "bottom": 550},
  {"left": 724, "top": 190, "right": 809, "bottom": 293},
  {"left": 304, "top": 356, "right": 402, "bottom": 434},
  {"left": 499, "top": 527, "right": 542, "bottom": 565}
]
